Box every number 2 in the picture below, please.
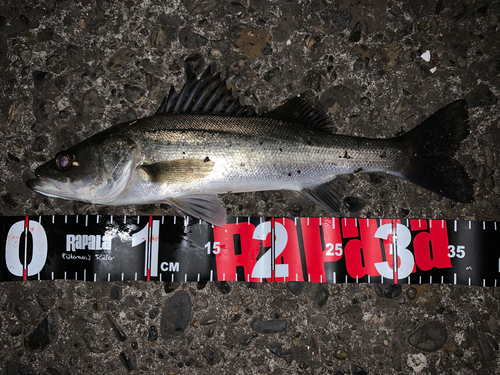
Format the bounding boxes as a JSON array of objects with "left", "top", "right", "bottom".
[{"left": 251, "top": 222, "right": 289, "bottom": 279}]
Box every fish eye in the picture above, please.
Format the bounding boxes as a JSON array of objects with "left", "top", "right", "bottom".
[{"left": 55, "top": 151, "right": 73, "bottom": 171}]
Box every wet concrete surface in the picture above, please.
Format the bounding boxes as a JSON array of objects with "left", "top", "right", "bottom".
[{"left": 1, "top": 0, "right": 500, "bottom": 373}]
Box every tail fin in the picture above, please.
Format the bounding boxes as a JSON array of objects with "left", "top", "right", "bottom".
[{"left": 394, "top": 100, "right": 474, "bottom": 203}]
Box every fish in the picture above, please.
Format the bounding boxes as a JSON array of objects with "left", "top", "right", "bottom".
[{"left": 27, "top": 66, "right": 474, "bottom": 226}]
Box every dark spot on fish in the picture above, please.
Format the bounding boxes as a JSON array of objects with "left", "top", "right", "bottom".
[
  {"left": 297, "top": 170, "right": 301, "bottom": 174},
  {"left": 354, "top": 167, "right": 363, "bottom": 173},
  {"left": 259, "top": 141, "right": 263, "bottom": 146},
  {"left": 307, "top": 139, "right": 312, "bottom": 146},
  {"left": 288, "top": 172, "right": 291, "bottom": 177},
  {"left": 279, "top": 148, "right": 282, "bottom": 152},
  {"left": 182, "top": 151, "right": 185, "bottom": 154},
  {"left": 380, "top": 151, "right": 387, "bottom": 159},
  {"left": 240, "top": 163, "right": 245, "bottom": 167},
  {"left": 204, "top": 157, "right": 210, "bottom": 162},
  {"left": 343, "top": 150, "right": 351, "bottom": 159}
]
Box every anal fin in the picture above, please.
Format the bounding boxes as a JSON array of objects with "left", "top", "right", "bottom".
[
  {"left": 300, "top": 176, "right": 349, "bottom": 214},
  {"left": 166, "top": 194, "right": 227, "bottom": 227}
]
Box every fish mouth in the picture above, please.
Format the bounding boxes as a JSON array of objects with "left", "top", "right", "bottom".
[{"left": 26, "top": 175, "right": 66, "bottom": 198}]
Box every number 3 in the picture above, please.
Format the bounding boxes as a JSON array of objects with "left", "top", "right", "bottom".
[{"left": 374, "top": 223, "right": 414, "bottom": 280}]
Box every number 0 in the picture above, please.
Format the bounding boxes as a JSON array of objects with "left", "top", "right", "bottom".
[{"left": 5, "top": 220, "right": 48, "bottom": 277}]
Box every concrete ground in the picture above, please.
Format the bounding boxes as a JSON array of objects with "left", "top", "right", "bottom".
[{"left": 1, "top": 0, "right": 499, "bottom": 374}]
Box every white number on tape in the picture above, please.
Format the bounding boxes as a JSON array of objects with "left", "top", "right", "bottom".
[
  {"left": 5, "top": 220, "right": 47, "bottom": 277},
  {"left": 251, "top": 222, "right": 289, "bottom": 279},
  {"left": 374, "top": 223, "right": 414, "bottom": 280}
]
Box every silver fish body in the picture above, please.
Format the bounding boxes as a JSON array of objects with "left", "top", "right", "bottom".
[
  {"left": 27, "top": 67, "right": 473, "bottom": 226},
  {"left": 110, "top": 114, "right": 403, "bottom": 202}
]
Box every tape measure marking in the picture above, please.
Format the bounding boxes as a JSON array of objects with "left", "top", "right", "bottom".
[{"left": 1, "top": 216, "right": 499, "bottom": 285}]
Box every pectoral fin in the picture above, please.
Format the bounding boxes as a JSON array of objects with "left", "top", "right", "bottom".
[
  {"left": 166, "top": 194, "right": 227, "bottom": 227},
  {"left": 301, "top": 176, "right": 349, "bottom": 214},
  {"left": 141, "top": 158, "right": 214, "bottom": 184}
]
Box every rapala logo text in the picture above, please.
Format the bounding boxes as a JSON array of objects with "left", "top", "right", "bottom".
[{"left": 66, "top": 234, "right": 111, "bottom": 252}]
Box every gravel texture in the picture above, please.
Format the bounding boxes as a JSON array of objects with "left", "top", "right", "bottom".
[{"left": 1, "top": 0, "right": 500, "bottom": 374}]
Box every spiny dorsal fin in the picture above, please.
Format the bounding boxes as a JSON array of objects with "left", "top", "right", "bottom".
[
  {"left": 155, "top": 65, "right": 256, "bottom": 116},
  {"left": 262, "top": 90, "right": 332, "bottom": 131}
]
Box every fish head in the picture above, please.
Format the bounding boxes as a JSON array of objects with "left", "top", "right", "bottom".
[{"left": 27, "top": 133, "right": 142, "bottom": 204}]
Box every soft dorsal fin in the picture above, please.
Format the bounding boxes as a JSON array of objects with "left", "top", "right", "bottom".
[
  {"left": 155, "top": 65, "right": 256, "bottom": 116},
  {"left": 262, "top": 90, "right": 332, "bottom": 131}
]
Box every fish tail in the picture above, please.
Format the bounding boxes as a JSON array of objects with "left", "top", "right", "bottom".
[{"left": 394, "top": 100, "right": 474, "bottom": 202}]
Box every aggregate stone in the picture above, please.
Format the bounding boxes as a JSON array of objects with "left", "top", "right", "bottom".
[
  {"left": 263, "top": 67, "right": 282, "bottom": 85},
  {"left": 35, "top": 288, "right": 56, "bottom": 311},
  {"left": 320, "top": 85, "right": 358, "bottom": 115},
  {"left": 214, "top": 281, "right": 231, "bottom": 294},
  {"left": 82, "top": 90, "right": 104, "bottom": 119},
  {"left": 230, "top": 1, "right": 245, "bottom": 14},
  {"left": 54, "top": 76, "right": 67, "bottom": 90},
  {"left": 408, "top": 321, "right": 448, "bottom": 352},
  {"left": 267, "top": 343, "right": 294, "bottom": 363},
  {"left": 106, "top": 313, "right": 127, "bottom": 341},
  {"left": 251, "top": 318, "right": 288, "bottom": 334},
  {"left": 10, "top": 324, "right": 23, "bottom": 336},
  {"left": 476, "top": 329, "right": 495, "bottom": 361},
  {"left": 349, "top": 22, "right": 362, "bottom": 43},
  {"left": 199, "top": 313, "right": 217, "bottom": 325},
  {"left": 179, "top": 27, "right": 208, "bottom": 49},
  {"left": 107, "top": 48, "right": 135, "bottom": 72},
  {"left": 119, "top": 350, "right": 136, "bottom": 371},
  {"left": 465, "top": 83, "right": 499, "bottom": 108},
  {"left": 24, "top": 314, "right": 57, "bottom": 351},
  {"left": 406, "top": 286, "right": 417, "bottom": 300},
  {"left": 374, "top": 284, "right": 402, "bottom": 299},
  {"left": 333, "top": 348, "right": 348, "bottom": 360},
  {"left": 238, "top": 333, "right": 253, "bottom": 346},
  {"left": 164, "top": 281, "right": 180, "bottom": 293},
  {"left": 365, "top": 173, "right": 386, "bottom": 187},
  {"left": 359, "top": 96, "right": 371, "bottom": 107},
  {"left": 123, "top": 84, "right": 146, "bottom": 102},
  {"left": 352, "top": 365, "right": 368, "bottom": 375},
  {"left": 45, "top": 54, "right": 67, "bottom": 74},
  {"left": 66, "top": 44, "right": 83, "bottom": 68},
  {"left": 149, "top": 306, "right": 159, "bottom": 319},
  {"left": 109, "top": 285, "right": 122, "bottom": 300},
  {"left": 148, "top": 325, "right": 158, "bottom": 341},
  {"left": 32, "top": 71, "right": 53, "bottom": 88},
  {"left": 314, "top": 284, "right": 329, "bottom": 308},
  {"left": 160, "top": 290, "right": 191, "bottom": 339},
  {"left": 286, "top": 281, "right": 304, "bottom": 296},
  {"left": 31, "top": 135, "right": 49, "bottom": 152},
  {"left": 202, "top": 346, "right": 220, "bottom": 365},
  {"left": 5, "top": 361, "right": 36, "bottom": 375},
  {"left": 184, "top": 54, "right": 205, "bottom": 78},
  {"left": 343, "top": 196, "right": 365, "bottom": 213},
  {"left": 33, "top": 98, "right": 53, "bottom": 122}
]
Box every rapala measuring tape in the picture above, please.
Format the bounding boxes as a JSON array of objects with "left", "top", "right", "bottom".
[{"left": 1, "top": 216, "right": 499, "bottom": 286}]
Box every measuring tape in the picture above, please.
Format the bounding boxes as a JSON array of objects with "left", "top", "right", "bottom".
[{"left": 1, "top": 215, "right": 498, "bottom": 286}]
